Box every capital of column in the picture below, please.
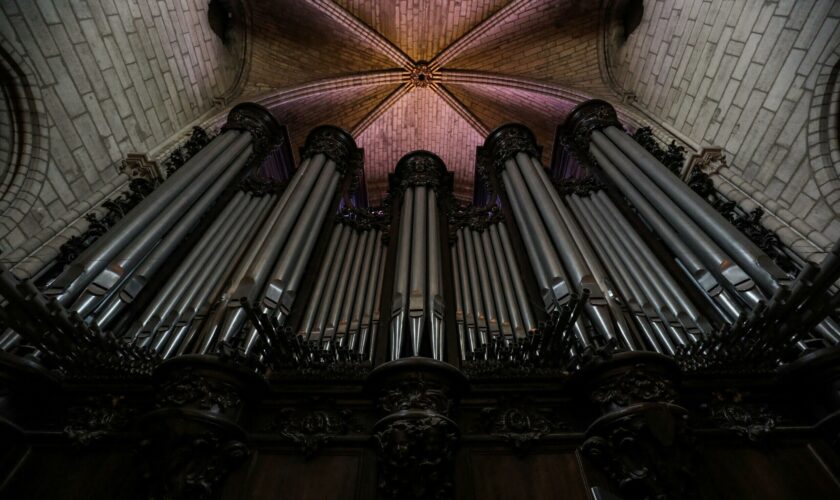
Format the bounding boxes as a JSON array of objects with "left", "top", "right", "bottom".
[
  {"left": 223, "top": 102, "right": 284, "bottom": 155},
  {"left": 562, "top": 99, "right": 621, "bottom": 154},
  {"left": 392, "top": 150, "right": 451, "bottom": 195},
  {"left": 301, "top": 125, "right": 360, "bottom": 174},
  {"left": 483, "top": 123, "right": 540, "bottom": 172}
]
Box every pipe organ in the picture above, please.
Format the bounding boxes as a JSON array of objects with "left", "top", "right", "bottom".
[{"left": 2, "top": 100, "right": 840, "bottom": 500}]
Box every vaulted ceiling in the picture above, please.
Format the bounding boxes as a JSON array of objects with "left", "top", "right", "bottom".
[{"left": 241, "top": 0, "right": 620, "bottom": 204}]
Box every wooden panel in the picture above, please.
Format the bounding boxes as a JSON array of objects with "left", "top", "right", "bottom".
[
  {"left": 223, "top": 448, "right": 376, "bottom": 500},
  {"left": 456, "top": 447, "right": 590, "bottom": 500},
  {"left": 0, "top": 446, "right": 137, "bottom": 500},
  {"left": 700, "top": 442, "right": 840, "bottom": 500}
]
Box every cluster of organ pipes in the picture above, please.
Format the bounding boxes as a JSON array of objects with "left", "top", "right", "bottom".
[
  {"left": 297, "top": 210, "right": 387, "bottom": 360},
  {"left": 450, "top": 206, "right": 538, "bottom": 360},
  {"left": 388, "top": 152, "right": 448, "bottom": 361},
  {"left": 1, "top": 99, "right": 839, "bottom": 376}
]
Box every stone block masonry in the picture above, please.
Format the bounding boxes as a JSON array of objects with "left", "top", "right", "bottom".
[
  {"left": 611, "top": 0, "right": 840, "bottom": 262},
  {"left": 0, "top": 0, "right": 243, "bottom": 268}
]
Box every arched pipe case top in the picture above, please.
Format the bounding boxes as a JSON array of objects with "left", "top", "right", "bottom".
[{"left": 222, "top": 102, "right": 285, "bottom": 160}]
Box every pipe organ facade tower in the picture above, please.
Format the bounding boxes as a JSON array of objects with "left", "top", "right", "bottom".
[{"left": 2, "top": 97, "right": 840, "bottom": 499}]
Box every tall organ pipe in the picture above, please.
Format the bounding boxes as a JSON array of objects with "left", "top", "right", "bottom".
[
  {"left": 47, "top": 103, "right": 283, "bottom": 307},
  {"left": 569, "top": 195, "right": 673, "bottom": 354},
  {"left": 44, "top": 130, "right": 242, "bottom": 306},
  {"left": 455, "top": 230, "right": 479, "bottom": 352},
  {"left": 586, "top": 144, "right": 742, "bottom": 321},
  {"left": 511, "top": 148, "right": 617, "bottom": 345},
  {"left": 582, "top": 194, "right": 689, "bottom": 349},
  {"left": 605, "top": 126, "right": 788, "bottom": 294},
  {"left": 496, "top": 223, "right": 536, "bottom": 335},
  {"left": 71, "top": 138, "right": 254, "bottom": 318}
]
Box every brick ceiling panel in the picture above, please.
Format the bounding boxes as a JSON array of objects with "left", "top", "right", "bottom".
[
  {"left": 334, "top": 0, "right": 513, "bottom": 62},
  {"left": 445, "top": 0, "right": 609, "bottom": 95},
  {"left": 355, "top": 88, "right": 484, "bottom": 205},
  {"left": 245, "top": 0, "right": 399, "bottom": 95},
  {"left": 444, "top": 82, "right": 579, "bottom": 165},
  {"left": 268, "top": 83, "right": 402, "bottom": 162}
]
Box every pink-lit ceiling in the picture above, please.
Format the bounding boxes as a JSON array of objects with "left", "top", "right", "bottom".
[
  {"left": 355, "top": 87, "right": 484, "bottom": 204},
  {"left": 245, "top": 0, "right": 613, "bottom": 204}
]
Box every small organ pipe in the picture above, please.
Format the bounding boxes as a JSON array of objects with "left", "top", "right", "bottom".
[
  {"left": 582, "top": 194, "right": 689, "bottom": 348},
  {"left": 472, "top": 230, "right": 502, "bottom": 337},
  {"left": 487, "top": 225, "right": 525, "bottom": 339},
  {"left": 452, "top": 244, "right": 467, "bottom": 360},
  {"left": 390, "top": 188, "right": 414, "bottom": 360},
  {"left": 325, "top": 230, "right": 360, "bottom": 347},
  {"left": 358, "top": 236, "right": 384, "bottom": 357},
  {"left": 568, "top": 195, "right": 670, "bottom": 354},
  {"left": 311, "top": 226, "right": 352, "bottom": 343},
  {"left": 463, "top": 228, "right": 489, "bottom": 349},
  {"left": 481, "top": 230, "right": 512, "bottom": 338},
  {"left": 301, "top": 224, "right": 345, "bottom": 338},
  {"left": 496, "top": 223, "right": 536, "bottom": 335},
  {"left": 594, "top": 191, "right": 711, "bottom": 336},
  {"left": 426, "top": 189, "right": 444, "bottom": 360},
  {"left": 456, "top": 231, "right": 479, "bottom": 352},
  {"left": 350, "top": 231, "right": 378, "bottom": 343},
  {"left": 365, "top": 250, "right": 386, "bottom": 361}
]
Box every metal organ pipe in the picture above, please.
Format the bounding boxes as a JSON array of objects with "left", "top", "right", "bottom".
[
  {"left": 44, "top": 129, "right": 243, "bottom": 306},
  {"left": 586, "top": 144, "right": 743, "bottom": 321},
  {"left": 218, "top": 126, "right": 358, "bottom": 347},
  {"left": 604, "top": 126, "right": 788, "bottom": 294}
]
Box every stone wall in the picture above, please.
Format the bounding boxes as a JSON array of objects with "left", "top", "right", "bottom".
[
  {"left": 609, "top": 0, "right": 840, "bottom": 261},
  {"left": 0, "top": 0, "right": 244, "bottom": 273}
]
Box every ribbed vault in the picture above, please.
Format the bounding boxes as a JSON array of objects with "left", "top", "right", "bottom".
[{"left": 243, "top": 0, "right": 617, "bottom": 203}]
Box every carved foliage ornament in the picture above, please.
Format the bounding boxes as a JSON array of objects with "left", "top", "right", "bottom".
[
  {"left": 485, "top": 125, "right": 539, "bottom": 172},
  {"left": 393, "top": 153, "right": 450, "bottom": 194},
  {"left": 590, "top": 365, "right": 677, "bottom": 409},
  {"left": 477, "top": 399, "right": 570, "bottom": 450},
  {"left": 142, "top": 432, "right": 249, "bottom": 500},
  {"left": 378, "top": 377, "right": 453, "bottom": 415},
  {"left": 375, "top": 416, "right": 458, "bottom": 500},
  {"left": 156, "top": 369, "right": 242, "bottom": 412},
  {"left": 581, "top": 406, "right": 697, "bottom": 500},
  {"left": 223, "top": 103, "right": 283, "bottom": 160},
  {"left": 701, "top": 391, "right": 779, "bottom": 442},
  {"left": 263, "top": 405, "right": 358, "bottom": 457},
  {"left": 302, "top": 126, "right": 358, "bottom": 173},
  {"left": 566, "top": 100, "right": 621, "bottom": 155},
  {"left": 64, "top": 394, "right": 135, "bottom": 445}
]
